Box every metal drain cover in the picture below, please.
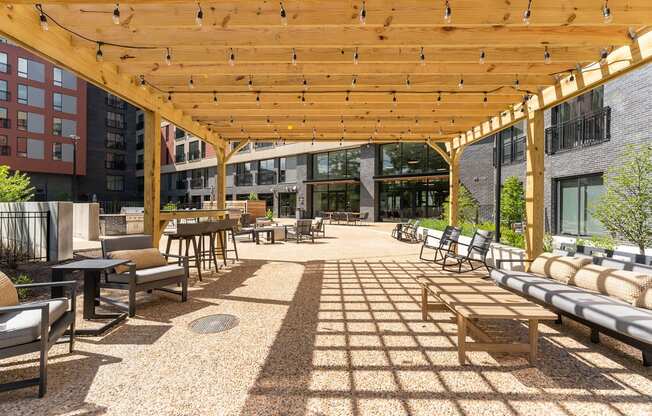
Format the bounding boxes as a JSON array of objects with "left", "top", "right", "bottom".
[{"left": 189, "top": 314, "right": 239, "bottom": 334}]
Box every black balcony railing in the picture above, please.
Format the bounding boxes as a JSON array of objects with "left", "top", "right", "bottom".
[
  {"left": 187, "top": 150, "right": 201, "bottom": 161},
  {"left": 0, "top": 63, "right": 9, "bottom": 74},
  {"left": 0, "top": 145, "right": 10, "bottom": 156},
  {"left": 105, "top": 96, "right": 126, "bottom": 110},
  {"left": 105, "top": 160, "right": 127, "bottom": 170},
  {"left": 136, "top": 162, "right": 144, "bottom": 170},
  {"left": 190, "top": 178, "right": 204, "bottom": 189},
  {"left": 136, "top": 121, "right": 144, "bottom": 130},
  {"left": 175, "top": 153, "right": 186, "bottom": 163},
  {"left": 0, "top": 91, "right": 10, "bottom": 101},
  {"left": 545, "top": 107, "right": 611, "bottom": 155},
  {"left": 105, "top": 141, "right": 126, "bottom": 150},
  {"left": 176, "top": 180, "right": 187, "bottom": 190},
  {"left": 106, "top": 118, "right": 126, "bottom": 129},
  {"left": 0, "top": 118, "right": 9, "bottom": 129},
  {"left": 235, "top": 174, "right": 253, "bottom": 187},
  {"left": 136, "top": 141, "right": 144, "bottom": 150}
]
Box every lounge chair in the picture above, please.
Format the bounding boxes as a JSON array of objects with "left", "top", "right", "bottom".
[
  {"left": 101, "top": 235, "right": 189, "bottom": 317},
  {"left": 0, "top": 276, "right": 77, "bottom": 397},
  {"left": 287, "top": 219, "right": 315, "bottom": 243},
  {"left": 442, "top": 229, "right": 494, "bottom": 273},
  {"left": 399, "top": 220, "right": 421, "bottom": 242},
  {"left": 312, "top": 217, "right": 325, "bottom": 238},
  {"left": 419, "top": 226, "right": 461, "bottom": 264},
  {"left": 392, "top": 219, "right": 414, "bottom": 239}
]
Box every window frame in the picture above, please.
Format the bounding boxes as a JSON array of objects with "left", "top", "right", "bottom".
[{"left": 52, "top": 142, "right": 62, "bottom": 160}]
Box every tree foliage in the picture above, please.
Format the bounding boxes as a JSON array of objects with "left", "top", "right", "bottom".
[
  {"left": 593, "top": 144, "right": 652, "bottom": 255},
  {"left": 443, "top": 183, "right": 479, "bottom": 224},
  {"left": 500, "top": 176, "right": 525, "bottom": 226},
  {"left": 0, "top": 165, "right": 34, "bottom": 202}
]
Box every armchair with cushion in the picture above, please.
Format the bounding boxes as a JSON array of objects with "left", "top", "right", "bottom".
[
  {"left": 0, "top": 274, "right": 77, "bottom": 397},
  {"left": 101, "top": 235, "right": 188, "bottom": 317},
  {"left": 311, "top": 217, "right": 325, "bottom": 238},
  {"left": 287, "top": 219, "right": 315, "bottom": 243}
]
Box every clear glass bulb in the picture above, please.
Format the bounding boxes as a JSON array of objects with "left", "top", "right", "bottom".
[
  {"left": 603, "top": 4, "right": 613, "bottom": 24},
  {"left": 479, "top": 50, "right": 486, "bottom": 65},
  {"left": 359, "top": 1, "right": 366, "bottom": 24},
  {"left": 280, "top": 2, "right": 288, "bottom": 26},
  {"left": 40, "top": 14, "right": 48, "bottom": 31},
  {"left": 196, "top": 7, "right": 203, "bottom": 27},
  {"left": 113, "top": 5, "right": 120, "bottom": 25}
]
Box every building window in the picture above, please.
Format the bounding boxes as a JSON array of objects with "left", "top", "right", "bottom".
[
  {"left": 0, "top": 52, "right": 7, "bottom": 73},
  {"left": 17, "top": 58, "right": 28, "bottom": 78},
  {"left": 105, "top": 152, "right": 126, "bottom": 170},
  {"left": 188, "top": 141, "right": 201, "bottom": 161},
  {"left": 0, "top": 134, "right": 9, "bottom": 156},
  {"left": 136, "top": 154, "right": 144, "bottom": 170},
  {"left": 16, "top": 111, "right": 27, "bottom": 130},
  {"left": 235, "top": 162, "right": 254, "bottom": 186},
  {"left": 279, "top": 157, "right": 287, "bottom": 183},
  {"left": 106, "top": 94, "right": 125, "bottom": 110},
  {"left": 0, "top": 107, "right": 8, "bottom": 129},
  {"left": 555, "top": 174, "right": 605, "bottom": 236},
  {"left": 379, "top": 143, "right": 448, "bottom": 177},
  {"left": 311, "top": 148, "right": 361, "bottom": 180},
  {"left": 16, "top": 137, "right": 27, "bottom": 158},
  {"left": 312, "top": 184, "right": 360, "bottom": 216},
  {"left": 106, "top": 175, "right": 125, "bottom": 192},
  {"left": 53, "top": 92, "right": 63, "bottom": 112},
  {"left": 53, "top": 117, "right": 62, "bottom": 136},
  {"left": 52, "top": 143, "right": 62, "bottom": 160},
  {"left": 136, "top": 134, "right": 144, "bottom": 150},
  {"left": 175, "top": 143, "right": 185, "bottom": 163},
  {"left": 136, "top": 113, "right": 144, "bottom": 130},
  {"left": 493, "top": 124, "right": 526, "bottom": 166},
  {"left": 175, "top": 128, "right": 186, "bottom": 140},
  {"left": 254, "top": 142, "right": 273, "bottom": 150},
  {"left": 106, "top": 132, "right": 126, "bottom": 150},
  {"left": 53, "top": 67, "right": 63, "bottom": 87},
  {"left": 258, "top": 158, "right": 276, "bottom": 185},
  {"left": 17, "top": 84, "right": 28, "bottom": 105},
  {"left": 0, "top": 80, "right": 8, "bottom": 101},
  {"left": 106, "top": 111, "right": 125, "bottom": 129},
  {"left": 378, "top": 179, "right": 448, "bottom": 221}
]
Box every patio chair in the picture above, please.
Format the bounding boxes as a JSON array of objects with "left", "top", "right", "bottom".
[
  {"left": 101, "top": 235, "right": 188, "bottom": 317},
  {"left": 311, "top": 217, "right": 325, "bottom": 238},
  {"left": 287, "top": 219, "right": 315, "bottom": 243},
  {"left": 419, "top": 226, "right": 462, "bottom": 264},
  {"left": 442, "top": 229, "right": 494, "bottom": 273},
  {"left": 0, "top": 275, "right": 77, "bottom": 397},
  {"left": 398, "top": 220, "right": 421, "bottom": 242},
  {"left": 392, "top": 219, "right": 414, "bottom": 239}
]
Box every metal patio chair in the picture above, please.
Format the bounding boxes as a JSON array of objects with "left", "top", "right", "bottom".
[{"left": 442, "top": 229, "right": 494, "bottom": 273}]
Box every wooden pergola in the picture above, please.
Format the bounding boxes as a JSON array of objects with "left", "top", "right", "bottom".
[{"left": 1, "top": 1, "right": 651, "bottom": 258}]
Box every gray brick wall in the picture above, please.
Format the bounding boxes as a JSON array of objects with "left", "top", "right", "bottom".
[{"left": 359, "top": 144, "right": 375, "bottom": 220}]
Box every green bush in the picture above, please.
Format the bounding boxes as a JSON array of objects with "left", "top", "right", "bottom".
[
  {"left": 500, "top": 176, "right": 525, "bottom": 226},
  {"left": 0, "top": 165, "right": 34, "bottom": 202},
  {"left": 590, "top": 235, "right": 616, "bottom": 251},
  {"left": 500, "top": 228, "right": 525, "bottom": 249},
  {"left": 442, "top": 184, "right": 479, "bottom": 224},
  {"left": 12, "top": 274, "right": 32, "bottom": 300},
  {"left": 248, "top": 192, "right": 259, "bottom": 201},
  {"left": 162, "top": 202, "right": 177, "bottom": 211},
  {"left": 265, "top": 209, "right": 274, "bottom": 221},
  {"left": 543, "top": 233, "right": 554, "bottom": 252}
]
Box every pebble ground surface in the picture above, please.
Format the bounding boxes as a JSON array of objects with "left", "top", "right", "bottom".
[{"left": 1, "top": 222, "right": 651, "bottom": 415}]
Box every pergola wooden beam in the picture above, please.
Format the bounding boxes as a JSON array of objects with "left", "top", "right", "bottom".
[{"left": 0, "top": 3, "right": 223, "bottom": 149}]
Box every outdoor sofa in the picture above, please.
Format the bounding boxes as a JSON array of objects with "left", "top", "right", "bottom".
[{"left": 492, "top": 253, "right": 652, "bottom": 366}]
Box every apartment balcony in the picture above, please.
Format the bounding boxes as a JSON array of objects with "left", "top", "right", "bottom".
[
  {"left": 136, "top": 161, "right": 144, "bottom": 170},
  {"left": 0, "top": 145, "right": 10, "bottom": 156},
  {"left": 105, "top": 141, "right": 126, "bottom": 151},
  {"left": 105, "top": 160, "right": 127, "bottom": 170},
  {"left": 545, "top": 107, "right": 611, "bottom": 155},
  {"left": 0, "top": 118, "right": 10, "bottom": 129},
  {"left": 0, "top": 91, "right": 10, "bottom": 101},
  {"left": 106, "top": 119, "right": 126, "bottom": 129},
  {"left": 187, "top": 150, "right": 201, "bottom": 162},
  {"left": 190, "top": 178, "right": 204, "bottom": 189},
  {"left": 176, "top": 179, "right": 187, "bottom": 190}
]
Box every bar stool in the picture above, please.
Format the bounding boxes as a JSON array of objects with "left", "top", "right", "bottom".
[
  {"left": 212, "top": 219, "right": 240, "bottom": 266},
  {"left": 199, "top": 221, "right": 220, "bottom": 272},
  {"left": 165, "top": 223, "right": 204, "bottom": 281}
]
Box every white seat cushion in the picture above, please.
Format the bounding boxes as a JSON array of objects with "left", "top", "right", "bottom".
[
  {"left": 0, "top": 298, "right": 69, "bottom": 349},
  {"left": 107, "top": 264, "right": 186, "bottom": 285}
]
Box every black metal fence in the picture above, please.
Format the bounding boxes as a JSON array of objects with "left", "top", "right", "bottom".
[
  {"left": 0, "top": 211, "right": 49, "bottom": 264},
  {"left": 545, "top": 107, "right": 611, "bottom": 155},
  {"left": 98, "top": 200, "right": 144, "bottom": 214}
]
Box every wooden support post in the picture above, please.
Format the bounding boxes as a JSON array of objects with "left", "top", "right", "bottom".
[
  {"left": 217, "top": 147, "right": 227, "bottom": 209},
  {"left": 143, "top": 110, "right": 162, "bottom": 246},
  {"left": 448, "top": 148, "right": 461, "bottom": 226},
  {"left": 525, "top": 109, "right": 545, "bottom": 260}
]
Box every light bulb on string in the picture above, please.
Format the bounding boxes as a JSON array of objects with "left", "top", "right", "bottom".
[
  {"left": 165, "top": 48, "right": 172, "bottom": 66},
  {"left": 112, "top": 3, "right": 120, "bottom": 25},
  {"left": 405, "top": 75, "right": 411, "bottom": 89},
  {"left": 39, "top": 7, "right": 49, "bottom": 31},
  {"left": 266, "top": 116, "right": 271, "bottom": 125},
  {"left": 228, "top": 48, "right": 235, "bottom": 66},
  {"left": 523, "top": 0, "right": 532, "bottom": 24},
  {"left": 444, "top": 0, "right": 452, "bottom": 24},
  {"left": 392, "top": 93, "right": 398, "bottom": 107},
  {"left": 301, "top": 117, "right": 306, "bottom": 127},
  {"left": 600, "top": 48, "right": 609, "bottom": 65},
  {"left": 479, "top": 50, "right": 486, "bottom": 64},
  {"left": 514, "top": 75, "right": 520, "bottom": 90},
  {"left": 483, "top": 93, "right": 488, "bottom": 108},
  {"left": 420, "top": 47, "right": 426, "bottom": 65},
  {"left": 139, "top": 75, "right": 146, "bottom": 89},
  {"left": 280, "top": 2, "right": 288, "bottom": 26},
  {"left": 196, "top": 3, "right": 203, "bottom": 27},
  {"left": 96, "top": 43, "right": 104, "bottom": 62},
  {"left": 256, "top": 92, "right": 261, "bottom": 106},
  {"left": 351, "top": 75, "right": 357, "bottom": 88},
  {"left": 303, "top": 77, "right": 309, "bottom": 91},
  {"left": 436, "top": 93, "right": 442, "bottom": 106},
  {"left": 167, "top": 91, "right": 173, "bottom": 101},
  {"left": 188, "top": 76, "right": 195, "bottom": 89},
  {"left": 544, "top": 47, "right": 551, "bottom": 64},
  {"left": 213, "top": 91, "right": 218, "bottom": 105},
  {"left": 291, "top": 48, "right": 297, "bottom": 66},
  {"left": 353, "top": 47, "right": 359, "bottom": 65},
  {"left": 301, "top": 92, "right": 306, "bottom": 106},
  {"left": 458, "top": 75, "right": 464, "bottom": 89},
  {"left": 359, "top": 1, "right": 367, "bottom": 24},
  {"left": 602, "top": 1, "right": 613, "bottom": 24},
  {"left": 248, "top": 76, "right": 253, "bottom": 90}
]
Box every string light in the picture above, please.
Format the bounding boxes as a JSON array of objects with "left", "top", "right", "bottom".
[
  {"left": 340, "top": 136, "right": 343, "bottom": 146},
  {"left": 266, "top": 116, "right": 271, "bottom": 125},
  {"left": 303, "top": 77, "right": 309, "bottom": 91},
  {"left": 479, "top": 50, "right": 486, "bottom": 64},
  {"left": 187, "top": 76, "right": 195, "bottom": 89},
  {"left": 600, "top": 48, "right": 609, "bottom": 65},
  {"left": 196, "top": 2, "right": 203, "bottom": 27},
  {"left": 248, "top": 76, "right": 253, "bottom": 90},
  {"left": 38, "top": 6, "right": 48, "bottom": 31},
  {"left": 392, "top": 92, "right": 398, "bottom": 107},
  {"left": 301, "top": 91, "right": 306, "bottom": 105},
  {"left": 351, "top": 75, "right": 358, "bottom": 88},
  {"left": 291, "top": 48, "right": 297, "bottom": 65},
  {"left": 544, "top": 47, "right": 551, "bottom": 64},
  {"left": 523, "top": 0, "right": 532, "bottom": 25},
  {"left": 483, "top": 93, "right": 488, "bottom": 108},
  {"left": 256, "top": 92, "right": 261, "bottom": 106},
  {"left": 444, "top": 0, "right": 452, "bottom": 24},
  {"left": 167, "top": 91, "right": 173, "bottom": 101},
  {"left": 514, "top": 75, "right": 520, "bottom": 89},
  {"left": 112, "top": 3, "right": 120, "bottom": 25},
  {"left": 628, "top": 27, "right": 638, "bottom": 41},
  {"left": 450, "top": 118, "right": 455, "bottom": 126},
  {"left": 345, "top": 91, "right": 350, "bottom": 102},
  {"left": 602, "top": 1, "right": 613, "bottom": 24},
  {"left": 458, "top": 75, "right": 464, "bottom": 89},
  {"left": 213, "top": 91, "right": 218, "bottom": 105},
  {"left": 353, "top": 47, "right": 359, "bottom": 65},
  {"left": 376, "top": 118, "right": 381, "bottom": 128},
  {"left": 405, "top": 75, "right": 411, "bottom": 89},
  {"left": 229, "top": 116, "right": 234, "bottom": 125},
  {"left": 139, "top": 75, "right": 146, "bottom": 89},
  {"left": 165, "top": 48, "right": 172, "bottom": 65},
  {"left": 95, "top": 42, "right": 104, "bottom": 62},
  {"left": 301, "top": 117, "right": 306, "bottom": 127},
  {"left": 228, "top": 48, "right": 236, "bottom": 66},
  {"left": 280, "top": 2, "right": 288, "bottom": 26},
  {"left": 359, "top": 1, "right": 367, "bottom": 24},
  {"left": 419, "top": 47, "right": 426, "bottom": 65},
  {"left": 437, "top": 92, "right": 442, "bottom": 106}
]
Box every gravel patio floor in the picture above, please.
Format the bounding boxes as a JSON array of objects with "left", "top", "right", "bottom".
[{"left": 1, "top": 223, "right": 651, "bottom": 415}]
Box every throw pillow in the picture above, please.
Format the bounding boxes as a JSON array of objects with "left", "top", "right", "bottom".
[{"left": 107, "top": 248, "right": 167, "bottom": 274}]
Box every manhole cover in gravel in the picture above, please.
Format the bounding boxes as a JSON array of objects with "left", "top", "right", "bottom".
[{"left": 189, "top": 314, "right": 239, "bottom": 334}]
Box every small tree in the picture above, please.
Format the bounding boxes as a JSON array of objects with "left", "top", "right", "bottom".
[
  {"left": 0, "top": 165, "right": 34, "bottom": 202},
  {"left": 248, "top": 192, "right": 259, "bottom": 200},
  {"left": 500, "top": 176, "right": 525, "bottom": 226},
  {"left": 593, "top": 144, "right": 652, "bottom": 255},
  {"left": 442, "top": 183, "right": 479, "bottom": 224}
]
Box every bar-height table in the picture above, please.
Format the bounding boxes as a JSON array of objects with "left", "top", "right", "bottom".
[{"left": 51, "top": 259, "right": 130, "bottom": 336}]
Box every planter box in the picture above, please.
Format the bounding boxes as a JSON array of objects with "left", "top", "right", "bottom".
[{"left": 225, "top": 200, "right": 267, "bottom": 219}]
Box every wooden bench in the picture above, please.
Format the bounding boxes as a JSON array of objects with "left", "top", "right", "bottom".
[{"left": 419, "top": 275, "right": 557, "bottom": 365}]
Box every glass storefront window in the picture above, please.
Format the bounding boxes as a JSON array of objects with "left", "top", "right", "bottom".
[
  {"left": 313, "top": 153, "right": 329, "bottom": 179},
  {"left": 312, "top": 183, "right": 360, "bottom": 216},
  {"left": 378, "top": 179, "right": 448, "bottom": 221},
  {"left": 311, "top": 148, "right": 361, "bottom": 180},
  {"left": 258, "top": 158, "right": 276, "bottom": 185},
  {"left": 381, "top": 143, "right": 401, "bottom": 175},
  {"left": 556, "top": 174, "right": 605, "bottom": 236},
  {"left": 379, "top": 143, "right": 448, "bottom": 176}
]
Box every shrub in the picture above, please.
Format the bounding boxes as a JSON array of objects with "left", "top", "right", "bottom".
[
  {"left": 442, "top": 184, "right": 479, "bottom": 224},
  {"left": 0, "top": 165, "right": 34, "bottom": 202},
  {"left": 500, "top": 228, "right": 525, "bottom": 249},
  {"left": 162, "top": 202, "right": 177, "bottom": 211},
  {"left": 12, "top": 274, "right": 32, "bottom": 300},
  {"left": 500, "top": 176, "right": 525, "bottom": 226},
  {"left": 265, "top": 209, "right": 274, "bottom": 221},
  {"left": 248, "top": 192, "right": 259, "bottom": 200},
  {"left": 543, "top": 233, "right": 554, "bottom": 252}
]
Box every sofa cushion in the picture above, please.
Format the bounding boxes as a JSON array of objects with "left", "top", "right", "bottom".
[
  {"left": 107, "top": 264, "right": 186, "bottom": 285},
  {"left": 490, "top": 270, "right": 652, "bottom": 344},
  {"left": 0, "top": 298, "right": 69, "bottom": 349},
  {"left": 0, "top": 272, "right": 18, "bottom": 307},
  {"left": 107, "top": 248, "right": 167, "bottom": 274},
  {"left": 570, "top": 264, "right": 652, "bottom": 305},
  {"left": 639, "top": 288, "right": 652, "bottom": 310},
  {"left": 528, "top": 253, "right": 591, "bottom": 283}
]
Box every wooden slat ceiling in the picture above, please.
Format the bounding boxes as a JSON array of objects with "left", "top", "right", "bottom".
[{"left": 26, "top": 1, "right": 652, "bottom": 143}]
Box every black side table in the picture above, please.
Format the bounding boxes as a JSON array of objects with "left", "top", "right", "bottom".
[
  {"left": 51, "top": 259, "right": 130, "bottom": 337},
  {"left": 253, "top": 227, "right": 276, "bottom": 244}
]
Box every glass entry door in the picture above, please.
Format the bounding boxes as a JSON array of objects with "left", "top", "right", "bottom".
[{"left": 278, "top": 193, "right": 296, "bottom": 217}]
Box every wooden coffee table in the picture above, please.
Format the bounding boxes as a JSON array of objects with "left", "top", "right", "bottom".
[{"left": 419, "top": 275, "right": 557, "bottom": 365}]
